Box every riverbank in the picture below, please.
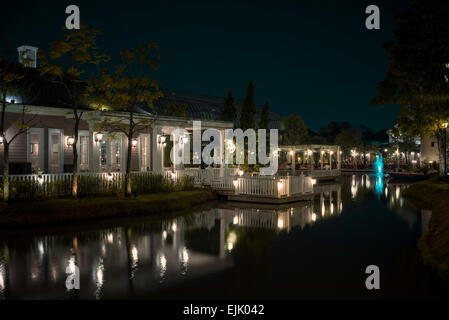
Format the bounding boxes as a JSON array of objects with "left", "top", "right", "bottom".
[
  {"left": 402, "top": 177, "right": 449, "bottom": 281},
  {"left": 0, "top": 189, "right": 217, "bottom": 228}
]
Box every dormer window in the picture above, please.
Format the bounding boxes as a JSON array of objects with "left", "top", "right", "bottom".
[{"left": 17, "top": 45, "right": 38, "bottom": 68}]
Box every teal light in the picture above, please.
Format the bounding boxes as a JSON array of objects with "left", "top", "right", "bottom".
[
  {"left": 374, "top": 152, "right": 384, "bottom": 176},
  {"left": 374, "top": 151, "right": 384, "bottom": 197}
]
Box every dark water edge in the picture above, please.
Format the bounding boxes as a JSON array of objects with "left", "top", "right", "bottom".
[{"left": 0, "top": 174, "right": 448, "bottom": 300}]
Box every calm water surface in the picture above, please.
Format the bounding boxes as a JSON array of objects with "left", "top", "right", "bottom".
[{"left": 0, "top": 174, "right": 447, "bottom": 299}]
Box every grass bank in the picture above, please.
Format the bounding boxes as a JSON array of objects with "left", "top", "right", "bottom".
[
  {"left": 402, "top": 177, "right": 449, "bottom": 281},
  {"left": 0, "top": 190, "right": 216, "bottom": 228}
]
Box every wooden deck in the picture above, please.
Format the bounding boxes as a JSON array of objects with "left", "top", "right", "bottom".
[{"left": 226, "top": 192, "right": 314, "bottom": 204}]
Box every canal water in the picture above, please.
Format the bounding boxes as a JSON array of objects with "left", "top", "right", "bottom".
[{"left": 0, "top": 174, "right": 447, "bottom": 299}]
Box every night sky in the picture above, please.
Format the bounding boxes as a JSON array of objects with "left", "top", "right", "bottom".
[{"left": 2, "top": 0, "right": 410, "bottom": 131}]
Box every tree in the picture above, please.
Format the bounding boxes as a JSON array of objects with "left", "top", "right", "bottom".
[
  {"left": 221, "top": 90, "right": 236, "bottom": 123},
  {"left": 334, "top": 131, "right": 362, "bottom": 151},
  {"left": 239, "top": 80, "right": 256, "bottom": 130},
  {"left": 164, "top": 103, "right": 188, "bottom": 118},
  {"left": 0, "top": 55, "right": 39, "bottom": 201},
  {"left": 39, "top": 27, "right": 109, "bottom": 197},
  {"left": 258, "top": 101, "right": 270, "bottom": 129},
  {"left": 372, "top": 0, "right": 449, "bottom": 179},
  {"left": 282, "top": 114, "right": 308, "bottom": 145},
  {"left": 91, "top": 43, "right": 162, "bottom": 196}
]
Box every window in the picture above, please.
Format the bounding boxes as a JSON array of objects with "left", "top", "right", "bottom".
[
  {"left": 30, "top": 143, "right": 39, "bottom": 155},
  {"left": 110, "top": 136, "right": 122, "bottom": 172},
  {"left": 50, "top": 132, "right": 60, "bottom": 173},
  {"left": 30, "top": 132, "right": 40, "bottom": 172},
  {"left": 80, "top": 135, "right": 89, "bottom": 171},
  {"left": 114, "top": 141, "right": 121, "bottom": 164},
  {"left": 100, "top": 141, "right": 107, "bottom": 166},
  {"left": 141, "top": 135, "right": 149, "bottom": 171}
]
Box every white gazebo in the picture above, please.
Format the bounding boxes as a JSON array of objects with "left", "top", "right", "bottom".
[{"left": 277, "top": 145, "right": 341, "bottom": 179}]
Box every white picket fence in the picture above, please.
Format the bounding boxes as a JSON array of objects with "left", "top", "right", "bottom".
[
  {"left": 1, "top": 167, "right": 314, "bottom": 199},
  {"left": 1, "top": 172, "right": 165, "bottom": 197}
]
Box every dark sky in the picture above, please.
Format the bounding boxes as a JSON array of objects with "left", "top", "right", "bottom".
[{"left": 2, "top": 0, "right": 409, "bottom": 131}]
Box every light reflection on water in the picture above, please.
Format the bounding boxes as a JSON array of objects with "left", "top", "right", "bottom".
[{"left": 0, "top": 174, "right": 441, "bottom": 299}]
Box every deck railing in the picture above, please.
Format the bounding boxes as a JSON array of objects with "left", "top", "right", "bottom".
[
  {"left": 232, "top": 175, "right": 313, "bottom": 198},
  {"left": 1, "top": 168, "right": 313, "bottom": 199}
]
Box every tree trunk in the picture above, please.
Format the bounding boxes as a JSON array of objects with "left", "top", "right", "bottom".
[
  {"left": 2, "top": 142, "right": 9, "bottom": 201},
  {"left": 125, "top": 132, "right": 133, "bottom": 197},
  {"left": 72, "top": 116, "right": 80, "bottom": 198},
  {"left": 437, "top": 128, "right": 448, "bottom": 180}
]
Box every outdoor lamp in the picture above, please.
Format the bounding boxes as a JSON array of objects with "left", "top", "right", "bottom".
[
  {"left": 67, "top": 136, "right": 75, "bottom": 147},
  {"left": 132, "top": 139, "right": 138, "bottom": 147},
  {"left": 158, "top": 136, "right": 166, "bottom": 144},
  {"left": 95, "top": 132, "right": 104, "bottom": 142},
  {"left": 443, "top": 122, "right": 448, "bottom": 128}
]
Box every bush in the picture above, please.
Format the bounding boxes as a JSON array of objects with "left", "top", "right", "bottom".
[{"left": 1, "top": 172, "right": 198, "bottom": 202}]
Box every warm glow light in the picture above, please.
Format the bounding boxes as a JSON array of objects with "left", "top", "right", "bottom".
[
  {"left": 311, "top": 213, "right": 317, "bottom": 222},
  {"left": 311, "top": 179, "right": 316, "bottom": 185},
  {"left": 67, "top": 136, "right": 75, "bottom": 147},
  {"left": 277, "top": 217, "right": 284, "bottom": 229},
  {"left": 233, "top": 179, "right": 238, "bottom": 188},
  {"left": 172, "top": 222, "right": 177, "bottom": 232},
  {"left": 233, "top": 215, "right": 238, "bottom": 225},
  {"left": 238, "top": 169, "right": 244, "bottom": 176},
  {"left": 277, "top": 180, "right": 284, "bottom": 193},
  {"left": 179, "top": 246, "right": 189, "bottom": 264},
  {"left": 132, "top": 139, "right": 138, "bottom": 147},
  {"left": 131, "top": 246, "right": 139, "bottom": 263},
  {"left": 226, "top": 231, "right": 237, "bottom": 252},
  {"left": 95, "top": 132, "right": 104, "bottom": 142},
  {"left": 289, "top": 150, "right": 294, "bottom": 156},
  {"left": 158, "top": 136, "right": 166, "bottom": 144}
]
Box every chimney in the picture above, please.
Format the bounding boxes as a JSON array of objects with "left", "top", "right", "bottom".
[{"left": 17, "top": 45, "right": 38, "bottom": 68}]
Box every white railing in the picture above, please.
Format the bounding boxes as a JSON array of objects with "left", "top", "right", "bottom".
[
  {"left": 1, "top": 171, "right": 168, "bottom": 197},
  {"left": 232, "top": 175, "right": 313, "bottom": 198},
  {"left": 1, "top": 168, "right": 313, "bottom": 199}
]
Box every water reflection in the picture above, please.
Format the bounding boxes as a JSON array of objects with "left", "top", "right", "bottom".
[
  {"left": 0, "top": 184, "right": 345, "bottom": 299},
  {"left": 0, "top": 175, "right": 434, "bottom": 299},
  {"left": 345, "top": 174, "right": 418, "bottom": 229}
]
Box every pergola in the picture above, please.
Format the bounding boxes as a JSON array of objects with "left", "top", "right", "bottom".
[{"left": 278, "top": 144, "right": 341, "bottom": 174}]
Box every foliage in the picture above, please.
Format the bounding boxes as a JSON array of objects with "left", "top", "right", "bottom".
[
  {"left": 282, "top": 114, "right": 308, "bottom": 145},
  {"left": 90, "top": 42, "right": 163, "bottom": 195},
  {"left": 372, "top": 0, "right": 449, "bottom": 177},
  {"left": 334, "top": 130, "right": 362, "bottom": 151},
  {"left": 222, "top": 90, "right": 237, "bottom": 123},
  {"left": 258, "top": 101, "right": 270, "bottom": 129},
  {"left": 39, "top": 26, "right": 109, "bottom": 197},
  {"left": 240, "top": 80, "right": 256, "bottom": 130},
  {"left": 1, "top": 173, "right": 196, "bottom": 201}
]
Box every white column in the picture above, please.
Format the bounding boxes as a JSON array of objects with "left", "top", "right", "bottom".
[
  {"left": 151, "top": 126, "right": 163, "bottom": 173},
  {"left": 220, "top": 129, "right": 225, "bottom": 178},
  {"left": 320, "top": 147, "right": 323, "bottom": 170},
  {"left": 291, "top": 148, "right": 296, "bottom": 175}
]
